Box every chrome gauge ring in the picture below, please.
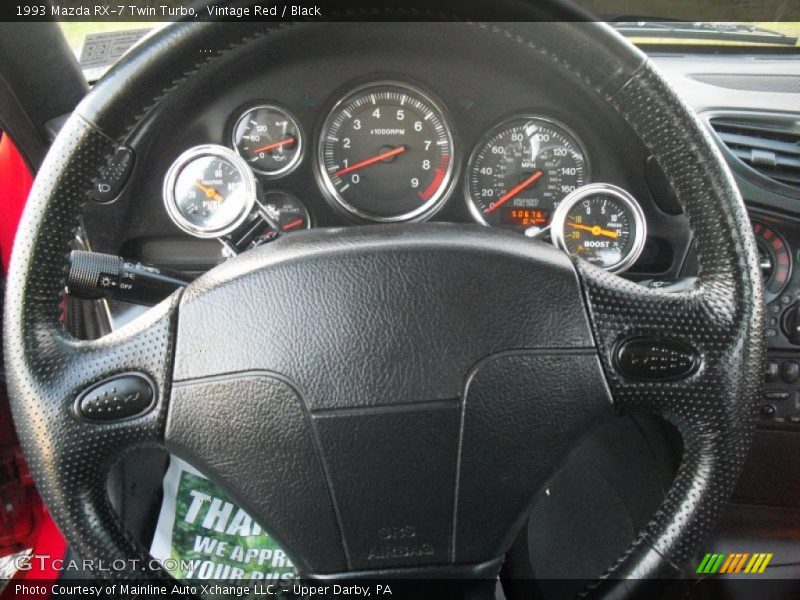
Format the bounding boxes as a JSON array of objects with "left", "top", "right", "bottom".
[
  {"left": 163, "top": 144, "right": 257, "bottom": 239},
  {"left": 315, "top": 81, "right": 456, "bottom": 223},
  {"left": 551, "top": 183, "right": 646, "bottom": 273}
]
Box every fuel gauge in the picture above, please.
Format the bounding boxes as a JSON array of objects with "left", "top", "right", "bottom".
[
  {"left": 163, "top": 144, "right": 256, "bottom": 238},
  {"left": 235, "top": 191, "right": 311, "bottom": 251}
]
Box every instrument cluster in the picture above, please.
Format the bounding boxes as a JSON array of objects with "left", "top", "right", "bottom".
[{"left": 163, "top": 79, "right": 647, "bottom": 272}]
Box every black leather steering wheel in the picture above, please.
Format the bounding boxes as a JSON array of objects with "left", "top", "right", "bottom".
[{"left": 4, "top": 4, "right": 764, "bottom": 599}]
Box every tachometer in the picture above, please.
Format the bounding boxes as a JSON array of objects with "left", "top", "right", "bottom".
[
  {"left": 316, "top": 81, "right": 455, "bottom": 222},
  {"left": 551, "top": 183, "right": 646, "bottom": 273},
  {"left": 466, "top": 116, "right": 588, "bottom": 234}
]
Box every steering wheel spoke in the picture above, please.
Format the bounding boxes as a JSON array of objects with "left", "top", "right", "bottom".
[
  {"left": 6, "top": 294, "right": 179, "bottom": 577},
  {"left": 577, "top": 263, "right": 733, "bottom": 418},
  {"left": 575, "top": 257, "right": 764, "bottom": 587}
]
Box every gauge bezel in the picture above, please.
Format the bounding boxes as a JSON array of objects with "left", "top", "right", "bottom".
[
  {"left": 315, "top": 80, "right": 458, "bottom": 223},
  {"left": 550, "top": 183, "right": 647, "bottom": 274},
  {"left": 163, "top": 144, "right": 257, "bottom": 239},
  {"left": 231, "top": 103, "right": 304, "bottom": 178},
  {"left": 464, "top": 114, "right": 591, "bottom": 229},
  {"left": 261, "top": 190, "right": 313, "bottom": 231}
]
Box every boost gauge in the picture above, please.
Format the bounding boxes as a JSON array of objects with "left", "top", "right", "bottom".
[
  {"left": 163, "top": 145, "right": 256, "bottom": 238},
  {"left": 551, "top": 183, "right": 646, "bottom": 273}
]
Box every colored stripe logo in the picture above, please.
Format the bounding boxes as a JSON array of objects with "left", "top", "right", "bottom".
[{"left": 697, "top": 552, "right": 773, "bottom": 574}]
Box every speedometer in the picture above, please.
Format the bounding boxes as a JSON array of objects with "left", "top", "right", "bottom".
[
  {"left": 316, "top": 81, "right": 456, "bottom": 222},
  {"left": 465, "top": 116, "right": 588, "bottom": 234}
]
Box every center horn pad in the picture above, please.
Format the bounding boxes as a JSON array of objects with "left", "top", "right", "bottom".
[{"left": 165, "top": 224, "right": 611, "bottom": 574}]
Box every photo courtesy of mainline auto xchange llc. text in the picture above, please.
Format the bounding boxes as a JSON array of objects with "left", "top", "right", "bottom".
[{"left": 12, "top": 583, "right": 392, "bottom": 598}]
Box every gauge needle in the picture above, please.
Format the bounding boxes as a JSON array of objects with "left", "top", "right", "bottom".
[
  {"left": 252, "top": 137, "right": 296, "bottom": 154},
  {"left": 282, "top": 218, "right": 304, "bottom": 231},
  {"left": 486, "top": 170, "right": 543, "bottom": 214},
  {"left": 195, "top": 182, "right": 224, "bottom": 202},
  {"left": 567, "top": 222, "right": 619, "bottom": 239},
  {"left": 334, "top": 146, "right": 407, "bottom": 178}
]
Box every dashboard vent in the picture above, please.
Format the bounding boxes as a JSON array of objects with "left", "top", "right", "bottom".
[{"left": 707, "top": 113, "right": 800, "bottom": 193}]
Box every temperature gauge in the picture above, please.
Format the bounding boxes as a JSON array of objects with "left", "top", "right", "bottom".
[{"left": 261, "top": 191, "right": 311, "bottom": 233}]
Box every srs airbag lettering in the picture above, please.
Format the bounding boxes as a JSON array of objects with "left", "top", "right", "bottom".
[{"left": 366, "top": 525, "right": 434, "bottom": 561}]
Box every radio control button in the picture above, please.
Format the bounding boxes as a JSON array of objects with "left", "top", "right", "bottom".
[
  {"left": 765, "top": 360, "right": 780, "bottom": 382},
  {"left": 781, "top": 361, "right": 800, "bottom": 384}
]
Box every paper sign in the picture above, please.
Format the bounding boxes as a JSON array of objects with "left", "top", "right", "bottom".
[{"left": 150, "top": 457, "right": 296, "bottom": 583}]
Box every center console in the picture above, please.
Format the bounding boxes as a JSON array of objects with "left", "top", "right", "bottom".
[{"left": 752, "top": 212, "right": 800, "bottom": 428}]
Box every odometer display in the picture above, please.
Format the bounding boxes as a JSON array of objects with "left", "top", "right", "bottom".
[
  {"left": 466, "top": 116, "right": 588, "bottom": 234},
  {"left": 316, "top": 82, "right": 455, "bottom": 222}
]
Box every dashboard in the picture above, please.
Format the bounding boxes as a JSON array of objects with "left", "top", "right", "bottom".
[
  {"left": 80, "top": 23, "right": 690, "bottom": 284},
  {"left": 160, "top": 81, "right": 645, "bottom": 272},
  {"left": 67, "top": 25, "right": 800, "bottom": 511},
  {"left": 647, "top": 52, "right": 800, "bottom": 435},
  {"left": 77, "top": 25, "right": 800, "bottom": 439},
  {"left": 633, "top": 49, "right": 800, "bottom": 511}
]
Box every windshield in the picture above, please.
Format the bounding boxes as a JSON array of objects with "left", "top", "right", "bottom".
[
  {"left": 614, "top": 22, "right": 800, "bottom": 47},
  {"left": 60, "top": 22, "right": 163, "bottom": 80},
  {"left": 60, "top": 20, "right": 800, "bottom": 81}
]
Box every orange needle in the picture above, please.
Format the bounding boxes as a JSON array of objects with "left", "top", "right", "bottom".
[
  {"left": 567, "top": 222, "right": 619, "bottom": 239},
  {"left": 486, "top": 171, "right": 543, "bottom": 214},
  {"left": 195, "top": 182, "right": 224, "bottom": 202},
  {"left": 334, "top": 146, "right": 407, "bottom": 178},
  {"left": 252, "top": 137, "right": 296, "bottom": 154},
  {"left": 282, "top": 218, "right": 304, "bottom": 231}
]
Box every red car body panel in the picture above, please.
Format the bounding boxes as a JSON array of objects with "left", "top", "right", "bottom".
[{"left": 0, "top": 132, "right": 66, "bottom": 584}]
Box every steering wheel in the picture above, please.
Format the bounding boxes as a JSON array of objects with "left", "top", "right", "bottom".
[{"left": 4, "top": 3, "right": 764, "bottom": 598}]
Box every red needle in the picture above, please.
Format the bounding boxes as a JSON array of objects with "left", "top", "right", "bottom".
[
  {"left": 334, "top": 146, "right": 407, "bottom": 178},
  {"left": 252, "top": 137, "right": 296, "bottom": 154},
  {"left": 282, "top": 218, "right": 304, "bottom": 231},
  {"left": 486, "top": 170, "right": 544, "bottom": 214}
]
